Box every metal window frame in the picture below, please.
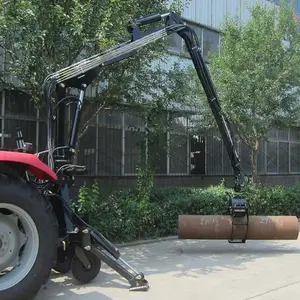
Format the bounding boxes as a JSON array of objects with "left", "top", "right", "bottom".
[
  {"left": 265, "top": 127, "right": 300, "bottom": 175},
  {"left": 166, "top": 19, "right": 221, "bottom": 60},
  {"left": 1, "top": 89, "right": 41, "bottom": 150}
]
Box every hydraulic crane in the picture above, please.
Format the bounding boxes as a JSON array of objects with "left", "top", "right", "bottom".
[{"left": 41, "top": 10, "right": 246, "bottom": 291}]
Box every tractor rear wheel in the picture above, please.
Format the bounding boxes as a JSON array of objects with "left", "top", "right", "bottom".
[{"left": 0, "top": 174, "right": 58, "bottom": 300}]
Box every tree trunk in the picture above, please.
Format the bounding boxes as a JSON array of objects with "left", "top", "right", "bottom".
[{"left": 251, "top": 139, "right": 259, "bottom": 183}]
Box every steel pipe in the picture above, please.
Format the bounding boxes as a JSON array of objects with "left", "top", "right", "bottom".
[{"left": 178, "top": 215, "right": 299, "bottom": 240}]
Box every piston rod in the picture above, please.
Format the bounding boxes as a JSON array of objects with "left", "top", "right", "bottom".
[{"left": 178, "top": 215, "right": 299, "bottom": 240}]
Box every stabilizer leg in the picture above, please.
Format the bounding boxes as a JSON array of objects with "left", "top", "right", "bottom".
[
  {"left": 88, "top": 228, "right": 149, "bottom": 291},
  {"left": 58, "top": 194, "right": 150, "bottom": 291},
  {"left": 90, "top": 246, "right": 149, "bottom": 291}
]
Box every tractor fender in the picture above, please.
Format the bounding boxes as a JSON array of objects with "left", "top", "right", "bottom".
[{"left": 0, "top": 151, "right": 57, "bottom": 181}]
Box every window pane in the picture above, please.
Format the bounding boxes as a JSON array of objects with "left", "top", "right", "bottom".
[
  {"left": 267, "top": 141, "right": 278, "bottom": 173},
  {"left": 170, "top": 134, "right": 187, "bottom": 174},
  {"left": 124, "top": 110, "right": 146, "bottom": 174},
  {"left": 5, "top": 90, "right": 37, "bottom": 118},
  {"left": 290, "top": 143, "right": 300, "bottom": 172},
  {"left": 278, "top": 128, "right": 289, "bottom": 140},
  {"left": 125, "top": 130, "right": 144, "bottom": 174},
  {"left": 148, "top": 132, "right": 167, "bottom": 174},
  {"left": 278, "top": 142, "right": 289, "bottom": 173},
  {"left": 240, "top": 141, "right": 252, "bottom": 175},
  {"left": 206, "top": 134, "right": 223, "bottom": 175},
  {"left": 290, "top": 127, "right": 300, "bottom": 142},
  {"left": 98, "top": 109, "right": 123, "bottom": 128},
  {"left": 267, "top": 128, "right": 278, "bottom": 139},
  {"left": 257, "top": 140, "right": 266, "bottom": 174},
  {"left": 189, "top": 134, "right": 206, "bottom": 174},
  {"left": 38, "top": 121, "right": 47, "bottom": 152},
  {"left": 78, "top": 126, "right": 97, "bottom": 175},
  {"left": 203, "top": 28, "right": 219, "bottom": 62},
  {"left": 97, "top": 127, "right": 122, "bottom": 176},
  {"left": 190, "top": 135, "right": 205, "bottom": 175},
  {"left": 124, "top": 110, "right": 145, "bottom": 131},
  {"left": 4, "top": 119, "right": 37, "bottom": 150},
  {"left": 37, "top": 103, "right": 47, "bottom": 121},
  {"left": 170, "top": 113, "right": 187, "bottom": 134}
]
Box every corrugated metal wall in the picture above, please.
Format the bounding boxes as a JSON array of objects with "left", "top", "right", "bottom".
[{"left": 170, "top": 0, "right": 278, "bottom": 29}]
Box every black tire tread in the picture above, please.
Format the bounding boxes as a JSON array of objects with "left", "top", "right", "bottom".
[
  {"left": 71, "top": 250, "right": 101, "bottom": 284},
  {"left": 0, "top": 173, "right": 59, "bottom": 300}
]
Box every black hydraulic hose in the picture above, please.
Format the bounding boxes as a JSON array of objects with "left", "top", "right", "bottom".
[
  {"left": 179, "top": 28, "right": 243, "bottom": 189},
  {"left": 53, "top": 95, "right": 80, "bottom": 112}
]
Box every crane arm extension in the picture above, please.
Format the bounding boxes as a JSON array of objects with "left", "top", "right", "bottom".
[
  {"left": 164, "top": 13, "right": 243, "bottom": 191},
  {"left": 42, "top": 11, "right": 243, "bottom": 191}
]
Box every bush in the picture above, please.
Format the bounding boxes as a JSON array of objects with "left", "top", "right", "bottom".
[{"left": 76, "top": 180, "right": 300, "bottom": 244}]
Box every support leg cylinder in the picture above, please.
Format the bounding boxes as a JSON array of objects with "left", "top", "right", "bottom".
[{"left": 178, "top": 215, "right": 299, "bottom": 240}]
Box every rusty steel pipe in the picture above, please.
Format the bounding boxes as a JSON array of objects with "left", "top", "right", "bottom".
[{"left": 178, "top": 215, "right": 299, "bottom": 240}]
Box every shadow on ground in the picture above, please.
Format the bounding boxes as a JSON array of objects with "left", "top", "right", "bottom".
[
  {"left": 121, "top": 238, "right": 300, "bottom": 278},
  {"left": 36, "top": 238, "right": 300, "bottom": 299},
  {"left": 35, "top": 271, "right": 122, "bottom": 299}
]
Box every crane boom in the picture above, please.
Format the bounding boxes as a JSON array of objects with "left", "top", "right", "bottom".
[{"left": 42, "top": 11, "right": 243, "bottom": 191}]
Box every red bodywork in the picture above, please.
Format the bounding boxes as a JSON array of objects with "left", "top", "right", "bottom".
[{"left": 0, "top": 151, "right": 57, "bottom": 181}]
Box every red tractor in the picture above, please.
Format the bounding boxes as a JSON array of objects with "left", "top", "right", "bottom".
[{"left": 0, "top": 12, "right": 245, "bottom": 300}]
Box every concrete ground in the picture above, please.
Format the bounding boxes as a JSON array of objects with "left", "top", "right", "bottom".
[{"left": 36, "top": 237, "right": 300, "bottom": 300}]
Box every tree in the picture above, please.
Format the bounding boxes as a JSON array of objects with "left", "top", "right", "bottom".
[
  {"left": 0, "top": 0, "right": 194, "bottom": 149},
  {"left": 206, "top": 0, "right": 300, "bottom": 182}
]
